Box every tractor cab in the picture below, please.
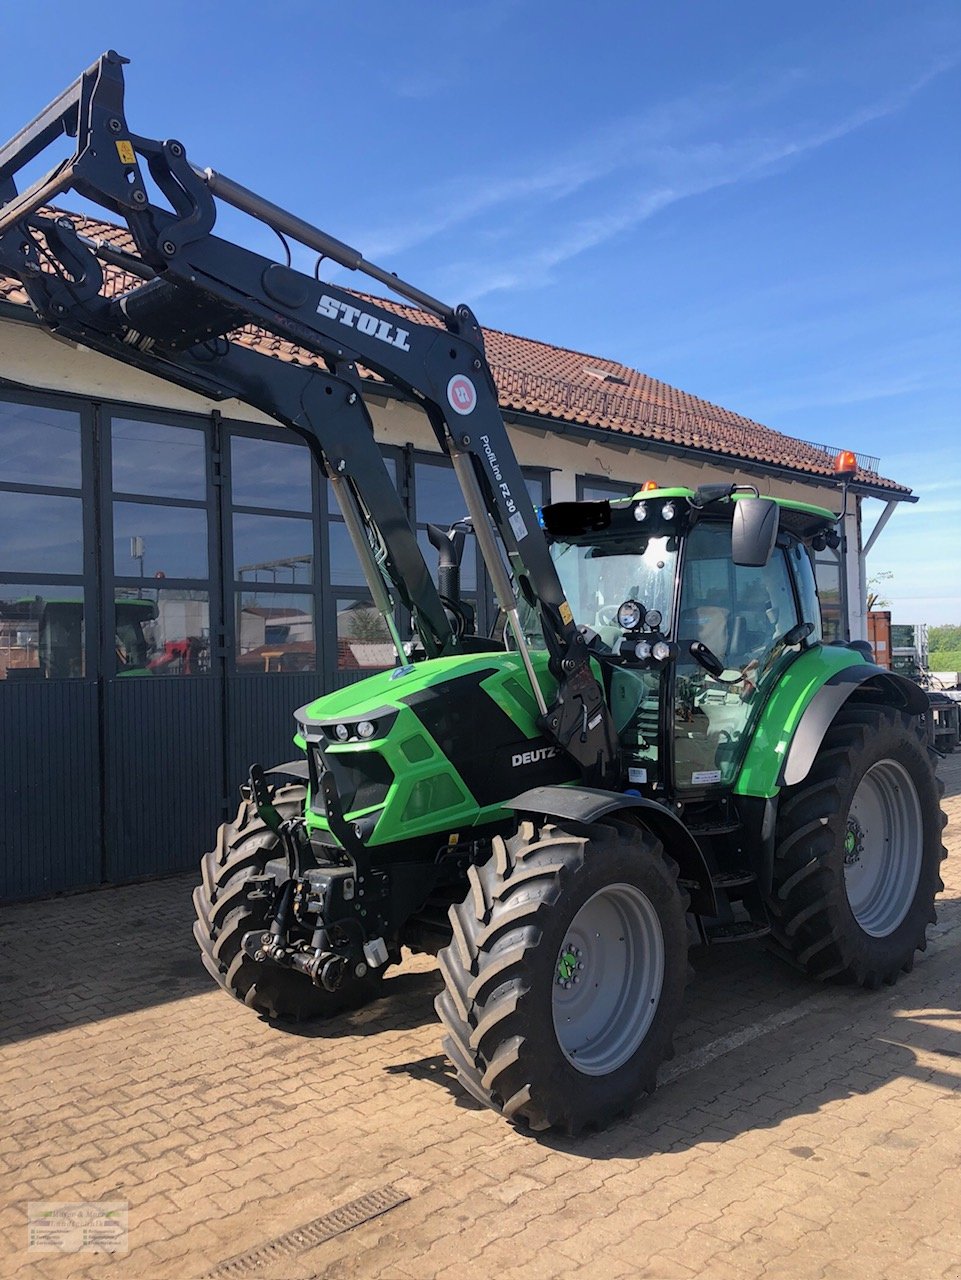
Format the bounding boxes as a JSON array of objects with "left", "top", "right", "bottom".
[{"left": 533, "top": 485, "right": 835, "bottom": 801}]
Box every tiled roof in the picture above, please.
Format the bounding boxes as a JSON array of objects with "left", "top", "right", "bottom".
[{"left": 0, "top": 212, "right": 908, "bottom": 495}]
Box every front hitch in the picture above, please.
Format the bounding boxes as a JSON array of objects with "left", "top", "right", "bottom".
[{"left": 247, "top": 763, "right": 311, "bottom": 877}]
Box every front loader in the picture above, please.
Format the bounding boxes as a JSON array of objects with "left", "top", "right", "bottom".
[{"left": 0, "top": 53, "right": 947, "bottom": 1134}]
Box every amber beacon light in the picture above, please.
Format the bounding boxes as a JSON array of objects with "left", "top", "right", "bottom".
[{"left": 833, "top": 449, "right": 858, "bottom": 476}]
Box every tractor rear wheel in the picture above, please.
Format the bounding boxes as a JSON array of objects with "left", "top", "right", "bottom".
[
  {"left": 193, "top": 785, "right": 384, "bottom": 1020},
  {"left": 435, "top": 818, "right": 689, "bottom": 1134},
  {"left": 772, "top": 705, "right": 947, "bottom": 987}
]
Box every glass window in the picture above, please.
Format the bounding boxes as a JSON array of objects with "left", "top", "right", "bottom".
[
  {"left": 815, "top": 553, "right": 842, "bottom": 642},
  {"left": 113, "top": 502, "right": 208, "bottom": 580},
  {"left": 789, "top": 541, "right": 823, "bottom": 643},
  {"left": 336, "top": 597, "right": 394, "bottom": 670},
  {"left": 328, "top": 520, "right": 365, "bottom": 587},
  {"left": 0, "top": 584, "right": 84, "bottom": 679},
  {"left": 415, "top": 461, "right": 471, "bottom": 528},
  {"left": 578, "top": 478, "right": 637, "bottom": 503},
  {"left": 379, "top": 453, "right": 399, "bottom": 490},
  {"left": 112, "top": 588, "right": 210, "bottom": 677},
  {"left": 111, "top": 418, "right": 206, "bottom": 499},
  {"left": 0, "top": 401, "right": 82, "bottom": 488},
  {"left": 0, "top": 492, "right": 83, "bottom": 574},
  {"left": 233, "top": 513, "right": 313, "bottom": 584},
  {"left": 230, "top": 436, "right": 312, "bottom": 511},
  {"left": 236, "top": 592, "right": 314, "bottom": 673},
  {"left": 675, "top": 525, "right": 800, "bottom": 790},
  {"left": 525, "top": 473, "right": 549, "bottom": 508}
]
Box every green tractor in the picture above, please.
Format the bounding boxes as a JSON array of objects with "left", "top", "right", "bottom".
[
  {"left": 193, "top": 485, "right": 946, "bottom": 1133},
  {"left": 1, "top": 51, "right": 946, "bottom": 1135}
]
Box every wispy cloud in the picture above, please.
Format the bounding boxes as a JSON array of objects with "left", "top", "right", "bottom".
[
  {"left": 444, "top": 59, "right": 957, "bottom": 301},
  {"left": 337, "top": 47, "right": 955, "bottom": 305}
]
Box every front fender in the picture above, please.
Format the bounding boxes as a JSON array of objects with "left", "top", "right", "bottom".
[{"left": 508, "top": 785, "right": 716, "bottom": 915}]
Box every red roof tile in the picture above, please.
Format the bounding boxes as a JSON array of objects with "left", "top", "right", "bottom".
[{"left": 0, "top": 212, "right": 907, "bottom": 495}]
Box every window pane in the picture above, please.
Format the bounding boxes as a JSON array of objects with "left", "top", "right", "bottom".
[
  {"left": 0, "top": 401, "right": 82, "bottom": 488},
  {"left": 380, "top": 454, "right": 399, "bottom": 489},
  {"left": 233, "top": 513, "right": 313, "bottom": 583},
  {"left": 675, "top": 528, "right": 800, "bottom": 790},
  {"left": 790, "top": 541, "right": 823, "bottom": 642},
  {"left": 113, "top": 588, "right": 210, "bottom": 677},
  {"left": 113, "top": 502, "right": 208, "bottom": 579},
  {"left": 524, "top": 473, "right": 548, "bottom": 508},
  {"left": 111, "top": 418, "right": 206, "bottom": 499},
  {"left": 231, "top": 436, "right": 312, "bottom": 511},
  {"left": 328, "top": 519, "right": 365, "bottom": 587},
  {"left": 336, "top": 597, "right": 394, "bottom": 670},
  {"left": 236, "top": 592, "right": 315, "bottom": 673},
  {"left": 815, "top": 556, "right": 842, "bottom": 642},
  {"left": 415, "top": 461, "right": 471, "bottom": 527},
  {"left": 0, "top": 491, "right": 83, "bottom": 574},
  {"left": 579, "top": 479, "right": 636, "bottom": 502},
  {"left": 0, "top": 584, "right": 84, "bottom": 679}
]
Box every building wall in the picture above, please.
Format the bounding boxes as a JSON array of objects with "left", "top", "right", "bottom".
[
  {"left": 0, "top": 312, "right": 850, "bottom": 521},
  {"left": 0, "top": 313, "right": 856, "bottom": 898}
]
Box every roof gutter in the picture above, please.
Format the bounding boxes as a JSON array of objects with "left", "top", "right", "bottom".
[{"left": 497, "top": 404, "right": 915, "bottom": 506}]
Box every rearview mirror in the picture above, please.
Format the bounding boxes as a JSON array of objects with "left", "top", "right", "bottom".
[{"left": 732, "top": 498, "right": 779, "bottom": 566}]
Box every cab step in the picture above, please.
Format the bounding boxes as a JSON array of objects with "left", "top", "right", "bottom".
[
  {"left": 705, "top": 920, "right": 771, "bottom": 944},
  {"left": 679, "top": 867, "right": 757, "bottom": 891}
]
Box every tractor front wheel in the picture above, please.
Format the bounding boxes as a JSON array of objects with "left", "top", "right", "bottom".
[
  {"left": 193, "top": 784, "right": 384, "bottom": 1021},
  {"left": 435, "top": 818, "right": 689, "bottom": 1134}
]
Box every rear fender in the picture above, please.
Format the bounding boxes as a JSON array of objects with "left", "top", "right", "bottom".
[{"left": 508, "top": 785, "right": 716, "bottom": 915}]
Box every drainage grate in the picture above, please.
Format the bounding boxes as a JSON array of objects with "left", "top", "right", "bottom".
[{"left": 203, "top": 1184, "right": 410, "bottom": 1277}]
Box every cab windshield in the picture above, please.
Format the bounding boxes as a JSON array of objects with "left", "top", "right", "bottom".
[
  {"left": 552, "top": 536, "right": 677, "bottom": 639},
  {"left": 517, "top": 535, "right": 678, "bottom": 647}
]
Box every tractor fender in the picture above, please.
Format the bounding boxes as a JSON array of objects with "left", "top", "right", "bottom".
[
  {"left": 508, "top": 785, "right": 717, "bottom": 915},
  {"left": 779, "top": 665, "right": 929, "bottom": 788}
]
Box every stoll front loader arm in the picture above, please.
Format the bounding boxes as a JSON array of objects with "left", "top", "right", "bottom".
[{"left": 0, "top": 49, "right": 617, "bottom": 785}]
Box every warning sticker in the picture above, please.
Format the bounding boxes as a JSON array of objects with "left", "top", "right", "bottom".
[
  {"left": 447, "top": 374, "right": 477, "bottom": 416},
  {"left": 509, "top": 510, "right": 528, "bottom": 542},
  {"left": 559, "top": 600, "right": 573, "bottom": 626},
  {"left": 115, "top": 140, "right": 136, "bottom": 165},
  {"left": 628, "top": 767, "right": 648, "bottom": 784},
  {"left": 691, "top": 769, "right": 722, "bottom": 785}
]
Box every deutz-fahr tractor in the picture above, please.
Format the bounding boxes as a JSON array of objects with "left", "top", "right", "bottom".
[{"left": 1, "top": 52, "right": 946, "bottom": 1134}]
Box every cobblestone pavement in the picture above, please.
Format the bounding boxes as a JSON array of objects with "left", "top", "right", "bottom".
[{"left": 2, "top": 755, "right": 960, "bottom": 1280}]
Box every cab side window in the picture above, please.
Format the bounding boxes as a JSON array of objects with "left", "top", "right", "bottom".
[{"left": 675, "top": 523, "right": 800, "bottom": 790}]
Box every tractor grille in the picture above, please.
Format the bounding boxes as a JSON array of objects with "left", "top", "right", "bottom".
[{"left": 311, "top": 745, "right": 394, "bottom": 816}]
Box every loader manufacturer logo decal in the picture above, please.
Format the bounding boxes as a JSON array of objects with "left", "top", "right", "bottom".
[
  {"left": 316, "top": 294, "right": 411, "bottom": 351},
  {"left": 511, "top": 746, "right": 559, "bottom": 768},
  {"left": 479, "top": 433, "right": 528, "bottom": 541},
  {"left": 447, "top": 374, "right": 477, "bottom": 416}
]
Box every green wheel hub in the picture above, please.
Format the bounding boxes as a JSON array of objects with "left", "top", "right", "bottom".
[{"left": 552, "top": 882, "right": 665, "bottom": 1077}]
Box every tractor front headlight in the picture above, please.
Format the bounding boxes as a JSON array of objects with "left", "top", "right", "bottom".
[
  {"left": 652, "top": 640, "right": 672, "bottom": 662},
  {"left": 616, "top": 599, "right": 644, "bottom": 631}
]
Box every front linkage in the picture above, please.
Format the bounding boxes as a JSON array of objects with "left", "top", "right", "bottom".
[{"left": 241, "top": 765, "right": 393, "bottom": 994}]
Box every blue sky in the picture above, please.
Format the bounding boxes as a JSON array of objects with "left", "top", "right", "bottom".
[{"left": 3, "top": 1, "right": 959, "bottom": 624}]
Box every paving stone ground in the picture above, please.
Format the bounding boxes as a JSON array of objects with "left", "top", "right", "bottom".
[{"left": 2, "top": 754, "right": 960, "bottom": 1280}]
